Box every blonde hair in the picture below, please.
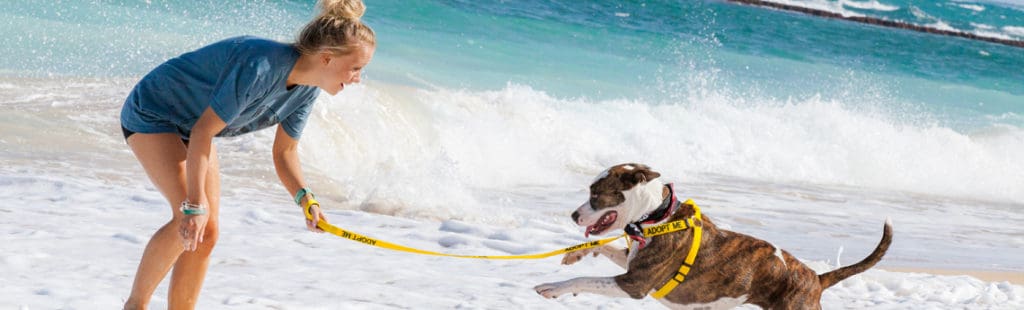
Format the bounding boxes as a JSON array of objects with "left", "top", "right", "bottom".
[{"left": 295, "top": 0, "right": 376, "bottom": 55}]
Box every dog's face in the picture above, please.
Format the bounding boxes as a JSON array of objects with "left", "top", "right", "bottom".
[{"left": 572, "top": 163, "right": 662, "bottom": 237}]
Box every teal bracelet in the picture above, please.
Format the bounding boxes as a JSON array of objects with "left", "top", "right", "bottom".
[
  {"left": 182, "top": 208, "right": 207, "bottom": 215},
  {"left": 294, "top": 187, "right": 314, "bottom": 205},
  {"left": 179, "top": 201, "right": 208, "bottom": 215}
]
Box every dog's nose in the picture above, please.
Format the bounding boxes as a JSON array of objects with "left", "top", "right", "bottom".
[{"left": 571, "top": 211, "right": 580, "bottom": 223}]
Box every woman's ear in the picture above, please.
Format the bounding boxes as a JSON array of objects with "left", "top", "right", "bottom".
[{"left": 319, "top": 52, "right": 333, "bottom": 66}]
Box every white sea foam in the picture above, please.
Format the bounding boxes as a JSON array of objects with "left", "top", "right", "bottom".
[
  {"left": 973, "top": 22, "right": 996, "bottom": 30},
  {"left": 974, "top": 29, "right": 1017, "bottom": 40},
  {"left": 929, "top": 20, "right": 959, "bottom": 32},
  {"left": 301, "top": 82, "right": 1024, "bottom": 212},
  {"left": 961, "top": 23, "right": 1023, "bottom": 41},
  {"left": 763, "top": 0, "right": 864, "bottom": 17},
  {"left": 840, "top": 0, "right": 900, "bottom": 12},
  {"left": 1005, "top": 25, "right": 1024, "bottom": 37},
  {"left": 3, "top": 78, "right": 1023, "bottom": 208},
  {"left": 958, "top": 3, "right": 987, "bottom": 11},
  {"left": 987, "top": 112, "right": 1024, "bottom": 124}
]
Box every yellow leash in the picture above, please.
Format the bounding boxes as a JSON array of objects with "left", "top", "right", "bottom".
[
  {"left": 300, "top": 196, "right": 704, "bottom": 281},
  {"left": 302, "top": 197, "right": 622, "bottom": 259}
]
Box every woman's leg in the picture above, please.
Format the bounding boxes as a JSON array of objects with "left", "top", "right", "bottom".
[{"left": 123, "top": 133, "right": 220, "bottom": 310}]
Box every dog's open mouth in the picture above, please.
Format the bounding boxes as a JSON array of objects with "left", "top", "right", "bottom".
[{"left": 585, "top": 211, "right": 618, "bottom": 237}]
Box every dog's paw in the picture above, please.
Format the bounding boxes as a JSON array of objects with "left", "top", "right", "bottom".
[
  {"left": 561, "top": 247, "right": 602, "bottom": 265},
  {"left": 534, "top": 282, "right": 572, "bottom": 299}
]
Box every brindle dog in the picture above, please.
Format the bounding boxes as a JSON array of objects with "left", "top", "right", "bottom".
[{"left": 534, "top": 163, "right": 893, "bottom": 309}]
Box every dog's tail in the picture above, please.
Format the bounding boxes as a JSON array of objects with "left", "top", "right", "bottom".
[{"left": 818, "top": 218, "right": 893, "bottom": 289}]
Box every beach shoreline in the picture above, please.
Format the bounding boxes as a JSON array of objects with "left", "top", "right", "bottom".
[{"left": 882, "top": 267, "right": 1024, "bottom": 285}]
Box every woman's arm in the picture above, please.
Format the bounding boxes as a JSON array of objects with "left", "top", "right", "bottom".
[
  {"left": 272, "top": 124, "right": 328, "bottom": 232},
  {"left": 187, "top": 107, "right": 227, "bottom": 204},
  {"left": 182, "top": 106, "right": 228, "bottom": 251}
]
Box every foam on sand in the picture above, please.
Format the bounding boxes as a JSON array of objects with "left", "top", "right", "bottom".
[{"left": 1, "top": 169, "right": 1022, "bottom": 309}]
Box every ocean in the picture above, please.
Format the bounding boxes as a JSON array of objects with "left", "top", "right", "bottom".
[{"left": 2, "top": 0, "right": 1024, "bottom": 308}]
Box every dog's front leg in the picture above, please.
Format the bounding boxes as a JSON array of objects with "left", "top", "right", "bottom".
[
  {"left": 562, "top": 245, "right": 630, "bottom": 269},
  {"left": 601, "top": 246, "right": 629, "bottom": 269},
  {"left": 534, "top": 277, "right": 631, "bottom": 299}
]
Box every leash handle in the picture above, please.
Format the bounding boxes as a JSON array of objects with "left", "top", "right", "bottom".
[
  {"left": 303, "top": 197, "right": 320, "bottom": 221},
  {"left": 295, "top": 187, "right": 321, "bottom": 224}
]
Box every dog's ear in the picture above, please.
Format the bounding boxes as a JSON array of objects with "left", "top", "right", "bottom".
[
  {"left": 623, "top": 165, "right": 660, "bottom": 185},
  {"left": 638, "top": 168, "right": 661, "bottom": 183}
]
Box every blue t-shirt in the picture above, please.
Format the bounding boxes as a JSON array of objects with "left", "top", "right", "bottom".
[{"left": 120, "top": 36, "right": 320, "bottom": 139}]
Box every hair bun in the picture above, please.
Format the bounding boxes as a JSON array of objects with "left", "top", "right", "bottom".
[{"left": 318, "top": 0, "right": 366, "bottom": 20}]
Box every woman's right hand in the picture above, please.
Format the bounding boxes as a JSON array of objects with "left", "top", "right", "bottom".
[
  {"left": 180, "top": 212, "right": 209, "bottom": 251},
  {"left": 304, "top": 200, "right": 328, "bottom": 233}
]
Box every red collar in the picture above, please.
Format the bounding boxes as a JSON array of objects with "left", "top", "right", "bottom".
[{"left": 624, "top": 183, "right": 680, "bottom": 249}]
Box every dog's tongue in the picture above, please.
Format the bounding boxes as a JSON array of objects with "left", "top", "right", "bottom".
[
  {"left": 584, "top": 211, "right": 617, "bottom": 238},
  {"left": 585, "top": 221, "right": 600, "bottom": 238}
]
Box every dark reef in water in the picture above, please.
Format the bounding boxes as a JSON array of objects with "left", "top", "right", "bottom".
[{"left": 728, "top": 0, "right": 1024, "bottom": 48}]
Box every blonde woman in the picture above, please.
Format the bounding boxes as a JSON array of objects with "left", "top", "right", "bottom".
[{"left": 120, "top": 0, "right": 374, "bottom": 308}]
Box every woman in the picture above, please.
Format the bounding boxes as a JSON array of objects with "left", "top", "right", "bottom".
[{"left": 120, "top": 0, "right": 374, "bottom": 308}]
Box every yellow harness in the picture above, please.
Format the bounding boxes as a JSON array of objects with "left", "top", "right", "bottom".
[
  {"left": 641, "top": 200, "right": 703, "bottom": 299},
  {"left": 302, "top": 197, "right": 703, "bottom": 298}
]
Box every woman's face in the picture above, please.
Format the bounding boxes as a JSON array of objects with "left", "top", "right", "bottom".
[{"left": 315, "top": 44, "right": 375, "bottom": 95}]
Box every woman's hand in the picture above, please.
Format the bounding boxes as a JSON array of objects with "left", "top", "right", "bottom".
[
  {"left": 305, "top": 202, "right": 328, "bottom": 233},
  {"left": 180, "top": 213, "right": 209, "bottom": 251}
]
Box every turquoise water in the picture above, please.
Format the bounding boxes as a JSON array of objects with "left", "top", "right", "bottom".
[
  {"left": 375, "top": 0, "right": 1024, "bottom": 129},
  {"left": 2, "top": 0, "right": 1021, "bottom": 128}
]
